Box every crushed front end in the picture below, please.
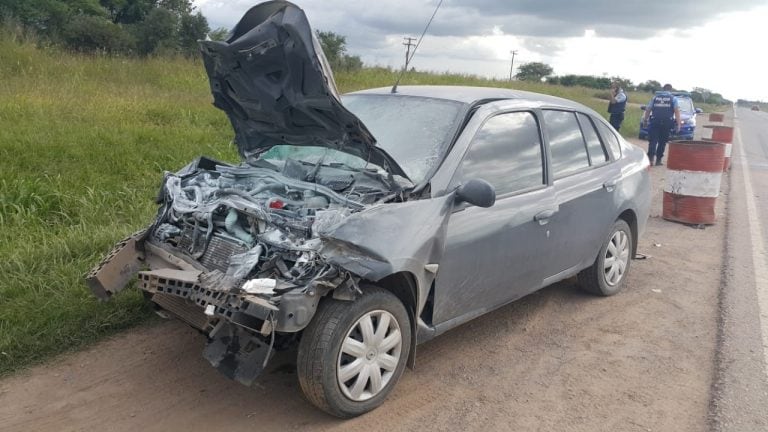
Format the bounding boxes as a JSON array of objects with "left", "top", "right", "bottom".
[
  {"left": 85, "top": 0, "right": 427, "bottom": 388},
  {"left": 87, "top": 156, "right": 400, "bottom": 385}
]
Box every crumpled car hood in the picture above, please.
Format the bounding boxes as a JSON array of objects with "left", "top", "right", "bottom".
[{"left": 199, "top": 0, "right": 408, "bottom": 179}]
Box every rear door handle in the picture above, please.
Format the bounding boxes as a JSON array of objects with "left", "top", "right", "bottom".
[
  {"left": 603, "top": 179, "right": 619, "bottom": 192},
  {"left": 534, "top": 209, "right": 557, "bottom": 225}
]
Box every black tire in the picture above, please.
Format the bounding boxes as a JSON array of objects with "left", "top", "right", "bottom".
[
  {"left": 296, "top": 286, "right": 411, "bottom": 418},
  {"left": 578, "top": 219, "right": 633, "bottom": 296}
]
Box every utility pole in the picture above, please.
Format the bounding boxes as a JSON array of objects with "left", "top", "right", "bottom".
[
  {"left": 509, "top": 50, "right": 518, "bottom": 81},
  {"left": 403, "top": 37, "right": 417, "bottom": 69}
]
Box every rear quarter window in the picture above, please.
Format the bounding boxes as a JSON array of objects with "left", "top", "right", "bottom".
[{"left": 595, "top": 120, "right": 622, "bottom": 160}]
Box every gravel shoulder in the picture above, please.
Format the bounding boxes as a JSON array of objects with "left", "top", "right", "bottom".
[{"left": 0, "top": 141, "right": 728, "bottom": 432}]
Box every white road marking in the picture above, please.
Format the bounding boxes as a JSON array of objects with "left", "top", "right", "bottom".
[{"left": 735, "top": 117, "right": 768, "bottom": 379}]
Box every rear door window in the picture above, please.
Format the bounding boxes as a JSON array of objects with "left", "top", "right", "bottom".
[
  {"left": 576, "top": 113, "right": 609, "bottom": 166},
  {"left": 456, "top": 111, "right": 544, "bottom": 196},
  {"left": 543, "top": 110, "right": 590, "bottom": 179}
]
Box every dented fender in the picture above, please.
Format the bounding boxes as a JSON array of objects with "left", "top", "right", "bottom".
[{"left": 319, "top": 193, "right": 455, "bottom": 314}]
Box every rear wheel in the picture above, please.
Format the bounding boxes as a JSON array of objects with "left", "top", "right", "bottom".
[
  {"left": 297, "top": 287, "right": 411, "bottom": 418},
  {"left": 578, "top": 219, "right": 633, "bottom": 296}
]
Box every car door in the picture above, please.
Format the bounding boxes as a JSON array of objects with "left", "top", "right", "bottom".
[
  {"left": 431, "top": 111, "right": 558, "bottom": 328},
  {"left": 540, "top": 110, "right": 622, "bottom": 282}
]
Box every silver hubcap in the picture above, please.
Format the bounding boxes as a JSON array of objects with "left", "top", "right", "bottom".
[
  {"left": 337, "top": 310, "right": 402, "bottom": 402},
  {"left": 604, "top": 230, "right": 630, "bottom": 286}
]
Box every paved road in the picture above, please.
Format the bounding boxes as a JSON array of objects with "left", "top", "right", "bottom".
[{"left": 710, "top": 107, "right": 768, "bottom": 431}]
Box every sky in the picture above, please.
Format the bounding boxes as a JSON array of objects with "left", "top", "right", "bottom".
[{"left": 193, "top": 0, "right": 768, "bottom": 102}]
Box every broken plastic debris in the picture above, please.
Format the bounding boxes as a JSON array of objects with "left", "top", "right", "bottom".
[
  {"left": 204, "top": 304, "right": 216, "bottom": 316},
  {"left": 654, "top": 243, "right": 662, "bottom": 247},
  {"left": 312, "top": 208, "right": 351, "bottom": 236},
  {"left": 226, "top": 245, "right": 264, "bottom": 279},
  {"left": 651, "top": 289, "right": 662, "bottom": 293},
  {"left": 242, "top": 278, "right": 277, "bottom": 295}
]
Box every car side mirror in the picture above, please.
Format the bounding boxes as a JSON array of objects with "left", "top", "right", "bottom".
[
  {"left": 640, "top": 105, "right": 646, "bottom": 111},
  {"left": 456, "top": 179, "right": 496, "bottom": 208},
  {"left": 695, "top": 108, "right": 703, "bottom": 114}
]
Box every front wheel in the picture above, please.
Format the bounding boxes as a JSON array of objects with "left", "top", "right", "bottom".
[
  {"left": 297, "top": 286, "right": 411, "bottom": 418},
  {"left": 578, "top": 219, "right": 633, "bottom": 296}
]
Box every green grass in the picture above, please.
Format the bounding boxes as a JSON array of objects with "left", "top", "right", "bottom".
[
  {"left": 0, "top": 35, "right": 728, "bottom": 376},
  {"left": 0, "top": 36, "right": 237, "bottom": 375}
]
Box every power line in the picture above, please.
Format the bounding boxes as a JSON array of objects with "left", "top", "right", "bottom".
[{"left": 391, "top": 0, "right": 444, "bottom": 93}]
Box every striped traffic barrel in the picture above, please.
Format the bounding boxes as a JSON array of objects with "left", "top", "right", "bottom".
[
  {"left": 708, "top": 113, "right": 724, "bottom": 122},
  {"left": 662, "top": 140, "right": 725, "bottom": 225},
  {"left": 703, "top": 125, "right": 734, "bottom": 171}
]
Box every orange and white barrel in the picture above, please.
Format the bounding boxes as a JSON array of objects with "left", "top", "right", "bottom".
[
  {"left": 702, "top": 138, "right": 733, "bottom": 171},
  {"left": 702, "top": 125, "right": 734, "bottom": 172},
  {"left": 722, "top": 140, "right": 732, "bottom": 171},
  {"left": 706, "top": 125, "right": 734, "bottom": 143},
  {"left": 662, "top": 140, "right": 725, "bottom": 225}
]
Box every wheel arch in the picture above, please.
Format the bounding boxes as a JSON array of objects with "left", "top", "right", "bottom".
[
  {"left": 367, "top": 271, "right": 419, "bottom": 368},
  {"left": 617, "top": 208, "right": 638, "bottom": 257}
]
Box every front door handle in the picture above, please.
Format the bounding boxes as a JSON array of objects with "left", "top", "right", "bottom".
[{"left": 534, "top": 209, "right": 557, "bottom": 225}]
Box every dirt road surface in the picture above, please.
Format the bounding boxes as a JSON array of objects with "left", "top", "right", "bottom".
[{"left": 0, "top": 140, "right": 728, "bottom": 431}]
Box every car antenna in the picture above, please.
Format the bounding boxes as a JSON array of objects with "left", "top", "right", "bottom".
[{"left": 391, "top": 0, "right": 443, "bottom": 94}]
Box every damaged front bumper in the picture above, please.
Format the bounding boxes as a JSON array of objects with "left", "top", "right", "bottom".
[{"left": 86, "top": 231, "right": 357, "bottom": 385}]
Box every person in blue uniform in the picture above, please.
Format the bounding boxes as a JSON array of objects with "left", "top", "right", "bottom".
[
  {"left": 607, "top": 81, "right": 627, "bottom": 131},
  {"left": 642, "top": 84, "right": 682, "bottom": 166}
]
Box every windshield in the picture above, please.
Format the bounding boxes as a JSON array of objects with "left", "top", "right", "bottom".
[
  {"left": 342, "top": 94, "right": 465, "bottom": 183},
  {"left": 260, "top": 145, "right": 378, "bottom": 172},
  {"left": 676, "top": 97, "right": 694, "bottom": 113}
]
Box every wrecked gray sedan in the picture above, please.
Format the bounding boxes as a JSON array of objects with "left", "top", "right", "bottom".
[{"left": 87, "top": 1, "right": 651, "bottom": 418}]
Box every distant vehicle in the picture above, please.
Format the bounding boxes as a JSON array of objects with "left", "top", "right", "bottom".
[
  {"left": 639, "top": 91, "right": 703, "bottom": 140},
  {"left": 752, "top": 105, "right": 760, "bottom": 111}
]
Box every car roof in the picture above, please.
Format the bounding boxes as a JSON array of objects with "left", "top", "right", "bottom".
[
  {"left": 348, "top": 85, "right": 588, "bottom": 111},
  {"left": 654, "top": 90, "right": 691, "bottom": 98}
]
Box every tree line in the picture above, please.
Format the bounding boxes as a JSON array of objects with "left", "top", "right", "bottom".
[
  {"left": 0, "top": 1, "right": 365, "bottom": 72},
  {"left": 514, "top": 61, "right": 731, "bottom": 104},
  {"left": 0, "top": 0, "right": 212, "bottom": 56}
]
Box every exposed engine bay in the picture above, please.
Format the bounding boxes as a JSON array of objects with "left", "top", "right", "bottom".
[
  {"left": 151, "top": 156, "right": 400, "bottom": 296},
  {"left": 87, "top": 156, "right": 407, "bottom": 384}
]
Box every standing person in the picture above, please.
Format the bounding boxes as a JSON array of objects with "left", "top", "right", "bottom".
[
  {"left": 607, "top": 81, "right": 627, "bottom": 131},
  {"left": 643, "top": 83, "right": 682, "bottom": 166}
]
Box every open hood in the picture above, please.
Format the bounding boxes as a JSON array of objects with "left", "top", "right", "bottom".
[{"left": 199, "top": 1, "right": 408, "bottom": 179}]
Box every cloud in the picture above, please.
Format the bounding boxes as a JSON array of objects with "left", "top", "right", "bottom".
[
  {"left": 456, "top": 0, "right": 762, "bottom": 38},
  {"left": 192, "top": 0, "right": 768, "bottom": 100},
  {"left": 196, "top": 0, "right": 763, "bottom": 41},
  {"left": 520, "top": 37, "right": 565, "bottom": 56}
]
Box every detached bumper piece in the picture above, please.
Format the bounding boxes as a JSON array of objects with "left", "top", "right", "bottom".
[
  {"left": 86, "top": 230, "right": 146, "bottom": 300},
  {"left": 138, "top": 268, "right": 280, "bottom": 385},
  {"left": 138, "top": 269, "right": 278, "bottom": 336},
  {"left": 203, "top": 323, "right": 274, "bottom": 386}
]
